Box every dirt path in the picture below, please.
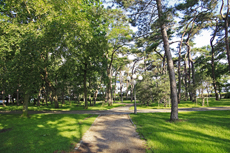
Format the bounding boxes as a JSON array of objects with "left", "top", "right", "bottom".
[{"left": 74, "top": 114, "right": 146, "bottom": 153}]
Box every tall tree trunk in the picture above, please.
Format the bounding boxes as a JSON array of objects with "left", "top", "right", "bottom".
[
  {"left": 89, "top": 94, "right": 92, "bottom": 106},
  {"left": 84, "top": 63, "right": 88, "bottom": 109},
  {"left": 126, "top": 72, "right": 129, "bottom": 100},
  {"left": 93, "top": 90, "right": 98, "bottom": 105},
  {"left": 62, "top": 86, "right": 65, "bottom": 104},
  {"left": 178, "top": 44, "right": 182, "bottom": 104},
  {"left": 119, "top": 71, "right": 123, "bottom": 103},
  {"left": 45, "top": 86, "right": 48, "bottom": 106},
  {"left": 49, "top": 91, "right": 53, "bottom": 104},
  {"left": 37, "top": 88, "right": 41, "bottom": 107},
  {"left": 162, "top": 53, "right": 166, "bottom": 74},
  {"left": 106, "top": 68, "right": 112, "bottom": 106},
  {"left": 131, "top": 79, "right": 133, "bottom": 103},
  {"left": 187, "top": 45, "right": 192, "bottom": 101},
  {"left": 17, "top": 89, "right": 19, "bottom": 106},
  {"left": 22, "top": 93, "right": 30, "bottom": 117},
  {"left": 109, "top": 66, "right": 113, "bottom": 106},
  {"left": 114, "top": 71, "right": 118, "bottom": 103},
  {"left": 184, "top": 53, "right": 188, "bottom": 101},
  {"left": 210, "top": 19, "right": 219, "bottom": 100},
  {"left": 191, "top": 61, "right": 196, "bottom": 102},
  {"left": 157, "top": 0, "right": 178, "bottom": 121},
  {"left": 221, "top": 0, "right": 230, "bottom": 72},
  {"left": 42, "top": 66, "right": 58, "bottom": 107},
  {"left": 2, "top": 91, "right": 6, "bottom": 107}
]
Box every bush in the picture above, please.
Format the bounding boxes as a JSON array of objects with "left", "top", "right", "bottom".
[{"left": 225, "top": 92, "right": 230, "bottom": 98}]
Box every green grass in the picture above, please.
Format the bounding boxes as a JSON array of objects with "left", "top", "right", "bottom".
[
  {"left": 0, "top": 101, "right": 125, "bottom": 111},
  {"left": 130, "top": 98, "right": 230, "bottom": 110},
  {"left": 130, "top": 110, "right": 230, "bottom": 153},
  {"left": 115, "top": 100, "right": 140, "bottom": 103},
  {"left": 0, "top": 113, "right": 98, "bottom": 153}
]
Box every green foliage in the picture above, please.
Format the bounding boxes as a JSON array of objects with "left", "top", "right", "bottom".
[
  {"left": 225, "top": 92, "right": 230, "bottom": 98},
  {"left": 137, "top": 72, "right": 170, "bottom": 105}
]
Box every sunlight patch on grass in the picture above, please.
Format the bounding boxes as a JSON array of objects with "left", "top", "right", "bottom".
[
  {"left": 130, "top": 98, "right": 230, "bottom": 110},
  {"left": 0, "top": 114, "right": 98, "bottom": 153},
  {"left": 131, "top": 111, "right": 230, "bottom": 153}
]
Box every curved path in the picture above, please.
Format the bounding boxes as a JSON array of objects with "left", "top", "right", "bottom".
[
  {"left": 1, "top": 104, "right": 230, "bottom": 153},
  {"left": 74, "top": 114, "right": 145, "bottom": 153}
]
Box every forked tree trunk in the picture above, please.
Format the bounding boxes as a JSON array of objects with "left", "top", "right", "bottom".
[{"left": 157, "top": 0, "right": 178, "bottom": 121}]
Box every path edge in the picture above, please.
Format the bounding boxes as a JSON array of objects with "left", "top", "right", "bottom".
[
  {"left": 128, "top": 114, "right": 137, "bottom": 129},
  {"left": 74, "top": 114, "right": 101, "bottom": 150}
]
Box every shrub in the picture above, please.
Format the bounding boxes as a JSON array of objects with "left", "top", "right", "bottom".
[{"left": 225, "top": 92, "right": 230, "bottom": 98}]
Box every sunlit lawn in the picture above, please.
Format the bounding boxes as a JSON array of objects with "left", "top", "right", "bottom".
[
  {"left": 130, "top": 110, "right": 230, "bottom": 153},
  {"left": 0, "top": 113, "right": 98, "bottom": 153},
  {"left": 0, "top": 101, "right": 125, "bottom": 111},
  {"left": 130, "top": 98, "right": 230, "bottom": 110}
]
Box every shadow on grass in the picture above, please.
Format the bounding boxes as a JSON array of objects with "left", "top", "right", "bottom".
[
  {"left": 0, "top": 113, "right": 97, "bottom": 153},
  {"left": 0, "top": 101, "right": 125, "bottom": 112},
  {"left": 131, "top": 111, "right": 230, "bottom": 153}
]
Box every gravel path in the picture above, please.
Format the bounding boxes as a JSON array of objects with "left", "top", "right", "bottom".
[{"left": 74, "top": 114, "right": 146, "bottom": 153}]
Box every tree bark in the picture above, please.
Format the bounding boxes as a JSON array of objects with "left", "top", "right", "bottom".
[
  {"left": 62, "top": 86, "right": 65, "bottom": 104},
  {"left": 114, "top": 71, "right": 118, "bottom": 103},
  {"left": 126, "top": 72, "right": 129, "bottom": 100},
  {"left": 191, "top": 60, "right": 196, "bottom": 102},
  {"left": 93, "top": 90, "right": 98, "bottom": 105},
  {"left": 37, "top": 88, "right": 41, "bottom": 107},
  {"left": 84, "top": 63, "right": 88, "bottom": 109},
  {"left": 17, "top": 88, "right": 19, "bottom": 106},
  {"left": 162, "top": 53, "right": 166, "bottom": 74},
  {"left": 210, "top": 19, "right": 219, "bottom": 100},
  {"left": 178, "top": 44, "right": 181, "bottom": 104},
  {"left": 184, "top": 52, "right": 188, "bottom": 101},
  {"left": 45, "top": 86, "right": 48, "bottom": 106},
  {"left": 2, "top": 91, "right": 6, "bottom": 107},
  {"left": 157, "top": 0, "right": 178, "bottom": 121},
  {"left": 221, "top": 0, "right": 230, "bottom": 72},
  {"left": 22, "top": 93, "right": 30, "bottom": 117},
  {"left": 109, "top": 66, "right": 113, "bottom": 106},
  {"left": 187, "top": 42, "right": 192, "bottom": 101},
  {"left": 106, "top": 68, "right": 112, "bottom": 106},
  {"left": 89, "top": 94, "right": 92, "bottom": 106},
  {"left": 119, "top": 71, "right": 123, "bottom": 103}
]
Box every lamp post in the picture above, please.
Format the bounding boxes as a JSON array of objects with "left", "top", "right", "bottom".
[{"left": 127, "top": 74, "right": 143, "bottom": 114}]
